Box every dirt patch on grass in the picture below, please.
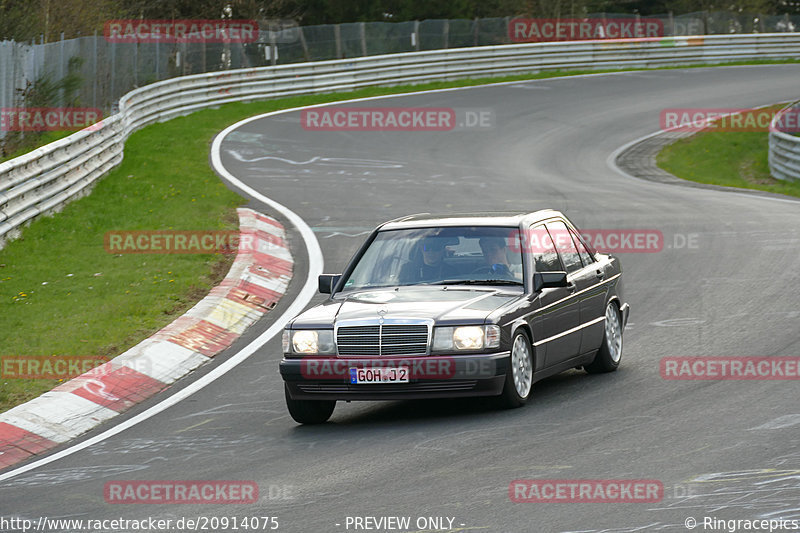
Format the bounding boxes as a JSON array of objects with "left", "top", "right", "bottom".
[{"left": 738, "top": 158, "right": 777, "bottom": 185}]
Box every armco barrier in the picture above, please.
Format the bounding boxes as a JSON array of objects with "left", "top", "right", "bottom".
[
  {"left": 2, "top": 33, "right": 800, "bottom": 246},
  {"left": 769, "top": 101, "right": 800, "bottom": 182}
]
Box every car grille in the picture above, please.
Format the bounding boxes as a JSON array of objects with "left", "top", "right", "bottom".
[{"left": 336, "top": 323, "right": 429, "bottom": 356}]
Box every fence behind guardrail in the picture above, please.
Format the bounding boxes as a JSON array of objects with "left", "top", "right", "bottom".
[
  {"left": 2, "top": 33, "right": 800, "bottom": 248},
  {"left": 2, "top": 10, "right": 799, "bottom": 131}
]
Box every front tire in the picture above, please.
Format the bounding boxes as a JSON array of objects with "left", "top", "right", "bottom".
[
  {"left": 500, "top": 330, "right": 534, "bottom": 408},
  {"left": 284, "top": 384, "right": 336, "bottom": 424},
  {"left": 584, "top": 302, "right": 623, "bottom": 374}
]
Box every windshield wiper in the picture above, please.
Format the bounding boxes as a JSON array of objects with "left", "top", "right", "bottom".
[{"left": 430, "top": 279, "right": 523, "bottom": 286}]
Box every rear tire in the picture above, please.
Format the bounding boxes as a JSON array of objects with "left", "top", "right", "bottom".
[
  {"left": 584, "top": 302, "right": 623, "bottom": 374},
  {"left": 284, "top": 384, "right": 336, "bottom": 424},
  {"left": 499, "top": 330, "right": 534, "bottom": 408}
]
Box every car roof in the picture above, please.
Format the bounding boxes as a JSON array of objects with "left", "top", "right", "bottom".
[{"left": 379, "top": 210, "right": 565, "bottom": 230}]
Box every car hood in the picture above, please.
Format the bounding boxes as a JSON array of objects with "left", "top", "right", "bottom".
[{"left": 291, "top": 287, "right": 521, "bottom": 327}]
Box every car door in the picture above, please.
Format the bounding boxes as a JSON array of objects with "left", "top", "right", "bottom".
[
  {"left": 527, "top": 223, "right": 581, "bottom": 368},
  {"left": 548, "top": 221, "right": 608, "bottom": 355},
  {"left": 570, "top": 225, "right": 608, "bottom": 354}
]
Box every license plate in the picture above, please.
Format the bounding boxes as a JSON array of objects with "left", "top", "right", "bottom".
[{"left": 350, "top": 367, "right": 409, "bottom": 384}]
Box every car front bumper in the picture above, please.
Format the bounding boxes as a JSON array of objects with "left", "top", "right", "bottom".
[
  {"left": 620, "top": 302, "right": 631, "bottom": 329},
  {"left": 281, "top": 352, "right": 510, "bottom": 401}
]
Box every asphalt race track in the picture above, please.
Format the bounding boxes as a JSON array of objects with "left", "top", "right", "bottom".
[{"left": 1, "top": 64, "right": 799, "bottom": 532}]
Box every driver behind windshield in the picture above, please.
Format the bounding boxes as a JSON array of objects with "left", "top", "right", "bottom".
[
  {"left": 399, "top": 237, "right": 456, "bottom": 283},
  {"left": 478, "top": 236, "right": 515, "bottom": 279}
]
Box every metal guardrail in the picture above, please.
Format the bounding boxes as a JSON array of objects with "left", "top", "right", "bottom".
[
  {"left": 2, "top": 10, "right": 796, "bottom": 126},
  {"left": 769, "top": 101, "right": 800, "bottom": 182},
  {"left": 2, "top": 32, "right": 800, "bottom": 246}
]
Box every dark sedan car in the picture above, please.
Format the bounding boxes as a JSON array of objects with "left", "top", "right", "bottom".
[{"left": 280, "top": 211, "right": 629, "bottom": 424}]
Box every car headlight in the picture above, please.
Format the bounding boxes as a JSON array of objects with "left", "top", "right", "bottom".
[
  {"left": 454, "top": 326, "right": 484, "bottom": 350},
  {"left": 432, "top": 325, "right": 501, "bottom": 351},
  {"left": 285, "top": 329, "right": 335, "bottom": 355}
]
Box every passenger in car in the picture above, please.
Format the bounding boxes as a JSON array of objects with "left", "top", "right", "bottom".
[{"left": 399, "top": 237, "right": 457, "bottom": 283}]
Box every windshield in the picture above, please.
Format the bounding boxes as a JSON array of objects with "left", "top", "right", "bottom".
[{"left": 342, "top": 226, "right": 524, "bottom": 291}]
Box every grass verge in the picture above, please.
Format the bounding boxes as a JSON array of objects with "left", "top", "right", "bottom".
[
  {"left": 2, "top": 62, "right": 799, "bottom": 413},
  {"left": 657, "top": 105, "right": 800, "bottom": 198}
]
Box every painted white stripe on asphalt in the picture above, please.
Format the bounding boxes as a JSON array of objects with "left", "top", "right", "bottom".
[
  {"left": 0, "top": 393, "right": 118, "bottom": 444},
  {"left": 750, "top": 414, "right": 800, "bottom": 430},
  {"left": 251, "top": 217, "right": 287, "bottom": 238},
  {"left": 243, "top": 272, "right": 291, "bottom": 294},
  {"left": 181, "top": 292, "right": 226, "bottom": 319},
  {"left": 252, "top": 242, "right": 293, "bottom": 262},
  {"left": 115, "top": 339, "right": 210, "bottom": 384},
  {"left": 203, "top": 298, "right": 263, "bottom": 334}
]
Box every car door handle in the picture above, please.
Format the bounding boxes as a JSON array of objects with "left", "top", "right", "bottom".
[
  {"left": 567, "top": 281, "right": 577, "bottom": 292},
  {"left": 595, "top": 270, "right": 605, "bottom": 280}
]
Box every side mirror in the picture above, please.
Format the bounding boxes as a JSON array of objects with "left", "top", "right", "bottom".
[
  {"left": 533, "top": 271, "right": 568, "bottom": 292},
  {"left": 318, "top": 274, "right": 342, "bottom": 294}
]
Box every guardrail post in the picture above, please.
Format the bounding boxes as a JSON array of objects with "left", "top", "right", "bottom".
[
  {"left": 93, "top": 30, "right": 98, "bottom": 108},
  {"left": 110, "top": 40, "right": 116, "bottom": 105},
  {"left": 134, "top": 41, "right": 139, "bottom": 87},
  {"left": 360, "top": 22, "right": 367, "bottom": 56},
  {"left": 155, "top": 38, "right": 160, "bottom": 81},
  {"left": 180, "top": 41, "right": 187, "bottom": 75},
  {"left": 270, "top": 28, "right": 278, "bottom": 65},
  {"left": 59, "top": 32, "right": 65, "bottom": 106},
  {"left": 298, "top": 26, "right": 310, "bottom": 61}
]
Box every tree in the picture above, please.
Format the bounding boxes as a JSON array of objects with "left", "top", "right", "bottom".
[{"left": 0, "top": 0, "right": 124, "bottom": 42}]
